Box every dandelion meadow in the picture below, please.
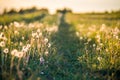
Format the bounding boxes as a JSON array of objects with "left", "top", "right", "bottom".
[{"left": 0, "top": 0, "right": 120, "bottom": 80}]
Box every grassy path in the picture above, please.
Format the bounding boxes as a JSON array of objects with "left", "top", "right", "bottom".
[{"left": 50, "top": 13, "right": 86, "bottom": 80}]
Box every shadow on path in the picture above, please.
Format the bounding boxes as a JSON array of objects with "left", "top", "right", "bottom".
[
  {"left": 53, "top": 13, "right": 80, "bottom": 54},
  {"left": 50, "top": 13, "right": 83, "bottom": 79}
]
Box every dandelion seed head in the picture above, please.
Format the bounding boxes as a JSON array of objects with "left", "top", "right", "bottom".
[
  {"left": 22, "top": 36, "right": 25, "bottom": 40},
  {"left": 3, "top": 48, "right": 9, "bottom": 54},
  {"left": 20, "top": 42, "right": 23, "bottom": 46},
  {"left": 97, "top": 57, "right": 102, "bottom": 61},
  {"left": 0, "top": 25, "right": 2, "bottom": 30},
  {"left": 14, "top": 21, "right": 20, "bottom": 27},
  {"left": 32, "top": 32, "right": 37, "bottom": 38},
  {"left": 45, "top": 51, "right": 49, "bottom": 56},
  {"left": 11, "top": 49, "right": 18, "bottom": 56},
  {"left": 37, "top": 29, "right": 41, "bottom": 33},
  {"left": 76, "top": 32, "right": 79, "bottom": 36},
  {"left": 93, "top": 44, "right": 96, "bottom": 47},
  {"left": 40, "top": 71, "right": 44, "bottom": 75},
  {"left": 38, "top": 32, "right": 42, "bottom": 37},
  {"left": 22, "top": 46, "right": 28, "bottom": 53},
  {"left": 96, "top": 47, "right": 101, "bottom": 51},
  {"left": 105, "top": 49, "right": 109, "bottom": 52},
  {"left": 16, "top": 51, "right": 24, "bottom": 58},
  {"left": 40, "top": 57, "right": 45, "bottom": 64},
  {"left": 80, "top": 36, "right": 83, "bottom": 40},
  {"left": 26, "top": 44, "right": 31, "bottom": 48},
  {"left": 48, "top": 43, "right": 51, "bottom": 47},
  {"left": 99, "top": 43, "right": 103, "bottom": 46},
  {"left": 44, "top": 38, "right": 48, "bottom": 43},
  {"left": 87, "top": 38, "right": 91, "bottom": 42},
  {"left": 0, "top": 41, "right": 5, "bottom": 47},
  {"left": 14, "top": 30, "right": 19, "bottom": 35},
  {"left": 0, "top": 32, "right": 5, "bottom": 39},
  {"left": 4, "top": 25, "right": 8, "bottom": 30}
]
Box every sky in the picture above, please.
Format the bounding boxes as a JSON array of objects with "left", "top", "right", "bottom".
[{"left": 0, "top": 0, "right": 120, "bottom": 14}]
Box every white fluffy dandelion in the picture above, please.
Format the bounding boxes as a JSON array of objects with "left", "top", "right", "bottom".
[
  {"left": 93, "top": 44, "right": 96, "bottom": 47},
  {"left": 44, "top": 38, "right": 48, "bottom": 43},
  {"left": 16, "top": 51, "right": 24, "bottom": 58},
  {"left": 45, "top": 51, "right": 49, "bottom": 56},
  {"left": 11, "top": 49, "right": 18, "bottom": 56},
  {"left": 40, "top": 57, "right": 45, "bottom": 64},
  {"left": 97, "top": 57, "right": 102, "bottom": 61},
  {"left": 3, "top": 48, "right": 9, "bottom": 54},
  {"left": 0, "top": 32, "right": 4, "bottom": 39},
  {"left": 48, "top": 43, "right": 51, "bottom": 47},
  {"left": 0, "top": 41, "right": 5, "bottom": 47}
]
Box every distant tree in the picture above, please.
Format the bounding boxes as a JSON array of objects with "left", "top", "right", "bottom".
[
  {"left": 7, "top": 9, "right": 17, "bottom": 14},
  {"left": 18, "top": 7, "right": 38, "bottom": 14},
  {"left": 104, "top": 11, "right": 109, "bottom": 14},
  {"left": 39, "top": 8, "right": 49, "bottom": 14},
  {"left": 56, "top": 8, "right": 72, "bottom": 14},
  {"left": 3, "top": 9, "right": 7, "bottom": 14},
  {"left": 19, "top": 9, "right": 24, "bottom": 14},
  {"left": 28, "top": 7, "right": 37, "bottom": 12}
]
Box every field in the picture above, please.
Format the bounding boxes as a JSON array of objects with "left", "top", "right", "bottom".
[{"left": 0, "top": 10, "right": 120, "bottom": 80}]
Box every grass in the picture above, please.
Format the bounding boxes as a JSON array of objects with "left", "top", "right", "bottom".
[
  {"left": 0, "top": 11, "right": 49, "bottom": 25},
  {"left": 0, "top": 11, "right": 120, "bottom": 80}
]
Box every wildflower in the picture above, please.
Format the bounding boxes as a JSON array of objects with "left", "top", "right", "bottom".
[
  {"left": 20, "top": 42, "right": 23, "bottom": 46},
  {"left": 28, "top": 23, "right": 34, "bottom": 28},
  {"left": 112, "top": 27, "right": 120, "bottom": 35},
  {"left": 16, "top": 51, "right": 24, "bottom": 58},
  {"left": 11, "top": 49, "right": 18, "bottom": 56},
  {"left": 0, "top": 32, "right": 4, "bottom": 39},
  {"left": 0, "top": 25, "right": 2, "bottom": 30},
  {"left": 22, "top": 46, "right": 28, "bottom": 53},
  {"left": 22, "top": 37, "right": 24, "bottom": 40},
  {"left": 0, "top": 32, "right": 7, "bottom": 41},
  {"left": 76, "top": 32, "right": 79, "bottom": 36},
  {"left": 93, "top": 44, "right": 96, "bottom": 47},
  {"left": 87, "top": 38, "right": 91, "bottom": 42},
  {"left": 40, "top": 71, "right": 44, "bottom": 75},
  {"left": 48, "top": 43, "right": 51, "bottom": 47},
  {"left": 80, "top": 36, "right": 83, "bottom": 40},
  {"left": 100, "top": 24, "right": 106, "bottom": 31},
  {"left": 115, "top": 35, "right": 119, "bottom": 39},
  {"left": 96, "top": 47, "right": 101, "bottom": 51},
  {"left": 40, "top": 57, "right": 45, "bottom": 64},
  {"left": 36, "top": 35, "right": 39, "bottom": 39},
  {"left": 37, "top": 29, "right": 41, "bottom": 33},
  {"left": 96, "top": 34, "right": 100, "bottom": 39},
  {"left": 45, "top": 51, "right": 49, "bottom": 56},
  {"left": 44, "top": 38, "right": 48, "bottom": 43},
  {"left": 32, "top": 32, "right": 37, "bottom": 37},
  {"left": 38, "top": 32, "right": 42, "bottom": 37},
  {"left": 96, "top": 34, "right": 101, "bottom": 43},
  {"left": 97, "top": 57, "right": 102, "bottom": 61},
  {"left": 26, "top": 44, "right": 31, "bottom": 48},
  {"left": 0, "top": 41, "right": 5, "bottom": 47},
  {"left": 105, "top": 49, "right": 109, "bottom": 52},
  {"left": 2, "top": 37, "right": 7, "bottom": 41},
  {"left": 99, "top": 43, "right": 103, "bottom": 46},
  {"left": 46, "top": 26, "right": 58, "bottom": 32},
  {"left": 4, "top": 25, "right": 8, "bottom": 30},
  {"left": 14, "top": 30, "right": 19, "bottom": 35},
  {"left": 14, "top": 21, "right": 20, "bottom": 27},
  {"left": 3, "top": 48, "right": 9, "bottom": 54}
]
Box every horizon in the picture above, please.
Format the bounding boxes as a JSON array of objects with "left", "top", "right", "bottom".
[{"left": 0, "top": 0, "right": 120, "bottom": 14}]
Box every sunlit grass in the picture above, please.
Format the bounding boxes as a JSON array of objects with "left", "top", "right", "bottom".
[{"left": 0, "top": 11, "right": 120, "bottom": 80}]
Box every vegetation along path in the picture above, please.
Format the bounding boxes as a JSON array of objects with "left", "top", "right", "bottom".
[{"left": 50, "top": 12, "right": 90, "bottom": 80}]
